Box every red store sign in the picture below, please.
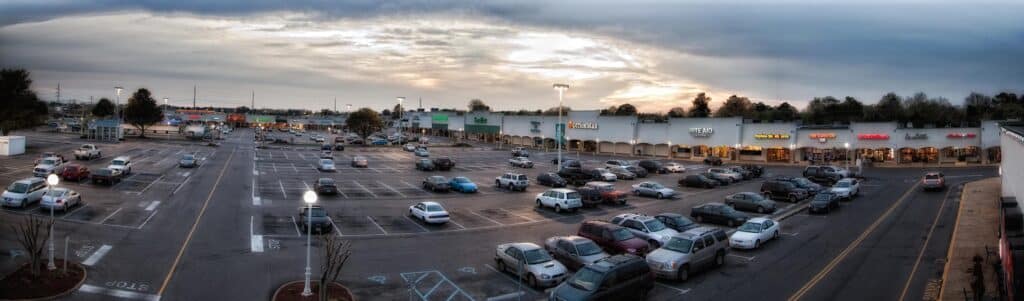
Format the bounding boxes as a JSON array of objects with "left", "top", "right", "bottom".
[
  {"left": 947, "top": 132, "right": 977, "bottom": 138},
  {"left": 857, "top": 134, "right": 890, "bottom": 140}
]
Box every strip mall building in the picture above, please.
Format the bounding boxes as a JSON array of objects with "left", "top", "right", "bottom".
[{"left": 406, "top": 110, "right": 1006, "bottom": 164}]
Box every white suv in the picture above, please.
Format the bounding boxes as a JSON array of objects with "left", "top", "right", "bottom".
[
  {"left": 107, "top": 156, "right": 132, "bottom": 175},
  {"left": 535, "top": 188, "right": 582, "bottom": 213},
  {"left": 496, "top": 173, "right": 529, "bottom": 191},
  {"left": 610, "top": 213, "right": 679, "bottom": 247}
]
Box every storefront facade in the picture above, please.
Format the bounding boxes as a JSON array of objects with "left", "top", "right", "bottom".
[
  {"left": 983, "top": 120, "right": 1003, "bottom": 163},
  {"left": 667, "top": 117, "right": 742, "bottom": 160},
  {"left": 895, "top": 127, "right": 982, "bottom": 163},
  {"left": 635, "top": 122, "right": 670, "bottom": 157},
  {"left": 463, "top": 112, "right": 500, "bottom": 142},
  {"left": 851, "top": 122, "right": 898, "bottom": 163},
  {"left": 501, "top": 115, "right": 558, "bottom": 148},
  {"left": 741, "top": 123, "right": 797, "bottom": 162},
  {"left": 796, "top": 126, "right": 854, "bottom": 163}
]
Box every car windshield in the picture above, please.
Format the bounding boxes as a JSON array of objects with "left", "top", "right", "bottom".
[
  {"left": 452, "top": 178, "right": 469, "bottom": 183},
  {"left": 318, "top": 179, "right": 334, "bottom": 185},
  {"left": 425, "top": 204, "right": 444, "bottom": 212},
  {"left": 45, "top": 189, "right": 68, "bottom": 197},
  {"left": 612, "top": 228, "right": 635, "bottom": 241},
  {"left": 566, "top": 192, "right": 581, "bottom": 199},
  {"left": 925, "top": 174, "right": 940, "bottom": 180},
  {"left": 675, "top": 217, "right": 695, "bottom": 228},
  {"left": 643, "top": 219, "right": 667, "bottom": 232},
  {"left": 576, "top": 241, "right": 602, "bottom": 256},
  {"left": 6, "top": 183, "right": 29, "bottom": 193},
  {"left": 522, "top": 248, "right": 552, "bottom": 265},
  {"left": 320, "top": 159, "right": 333, "bottom": 164},
  {"left": 305, "top": 208, "right": 327, "bottom": 217},
  {"left": 835, "top": 181, "right": 850, "bottom": 188},
  {"left": 182, "top": 155, "right": 194, "bottom": 160},
  {"left": 112, "top": 160, "right": 126, "bottom": 166},
  {"left": 568, "top": 267, "right": 602, "bottom": 291},
  {"left": 663, "top": 237, "right": 694, "bottom": 253},
  {"left": 41, "top": 159, "right": 57, "bottom": 165},
  {"left": 738, "top": 222, "right": 764, "bottom": 233},
  {"left": 95, "top": 169, "right": 112, "bottom": 176}
]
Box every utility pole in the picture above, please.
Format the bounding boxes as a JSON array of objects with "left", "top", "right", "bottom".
[
  {"left": 56, "top": 82, "right": 61, "bottom": 103},
  {"left": 192, "top": 85, "right": 196, "bottom": 109},
  {"left": 334, "top": 97, "right": 337, "bottom": 112},
  {"left": 418, "top": 97, "right": 422, "bottom": 110},
  {"left": 251, "top": 90, "right": 255, "bottom": 109}
]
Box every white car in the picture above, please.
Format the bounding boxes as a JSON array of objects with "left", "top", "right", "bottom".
[
  {"left": 830, "top": 178, "right": 861, "bottom": 200},
  {"left": 408, "top": 201, "right": 450, "bottom": 224},
  {"left": 317, "top": 159, "right": 336, "bottom": 172},
  {"left": 708, "top": 168, "right": 742, "bottom": 182},
  {"left": 665, "top": 162, "right": 685, "bottom": 173},
  {"left": 2, "top": 178, "right": 47, "bottom": 208},
  {"left": 107, "top": 156, "right": 132, "bottom": 175},
  {"left": 631, "top": 181, "right": 676, "bottom": 199},
  {"left": 593, "top": 168, "right": 617, "bottom": 182},
  {"left": 509, "top": 157, "right": 534, "bottom": 168},
  {"left": 535, "top": 188, "right": 583, "bottom": 213},
  {"left": 403, "top": 143, "right": 417, "bottom": 152},
  {"left": 494, "top": 242, "right": 568, "bottom": 288},
  {"left": 40, "top": 187, "right": 82, "bottom": 211},
  {"left": 610, "top": 213, "right": 679, "bottom": 247},
  {"left": 414, "top": 148, "right": 430, "bottom": 157},
  {"left": 33, "top": 157, "right": 64, "bottom": 177},
  {"left": 729, "top": 217, "right": 781, "bottom": 249}
]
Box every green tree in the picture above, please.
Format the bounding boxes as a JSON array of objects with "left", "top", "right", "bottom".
[
  {"left": 393, "top": 104, "right": 404, "bottom": 119},
  {"left": 543, "top": 105, "right": 571, "bottom": 116},
  {"left": 0, "top": 69, "right": 48, "bottom": 135},
  {"left": 614, "top": 103, "right": 637, "bottom": 116},
  {"left": 345, "top": 108, "right": 383, "bottom": 140},
  {"left": 600, "top": 105, "right": 618, "bottom": 115},
  {"left": 234, "top": 106, "right": 251, "bottom": 114},
  {"left": 92, "top": 98, "right": 116, "bottom": 118},
  {"left": 468, "top": 99, "right": 490, "bottom": 111},
  {"left": 667, "top": 107, "right": 686, "bottom": 118},
  {"left": 688, "top": 93, "right": 712, "bottom": 117},
  {"left": 714, "top": 95, "right": 753, "bottom": 118},
  {"left": 772, "top": 102, "right": 800, "bottom": 121},
  {"left": 123, "top": 88, "right": 163, "bottom": 138}
]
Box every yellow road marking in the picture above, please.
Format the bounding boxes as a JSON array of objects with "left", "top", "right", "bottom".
[
  {"left": 898, "top": 184, "right": 955, "bottom": 301},
  {"left": 157, "top": 148, "right": 236, "bottom": 295},
  {"left": 788, "top": 182, "right": 920, "bottom": 301}
]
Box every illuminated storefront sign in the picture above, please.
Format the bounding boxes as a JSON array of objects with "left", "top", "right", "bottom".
[
  {"left": 689, "top": 127, "right": 714, "bottom": 137},
  {"left": 947, "top": 132, "right": 977, "bottom": 138},
  {"left": 809, "top": 133, "right": 836, "bottom": 143},
  {"left": 857, "top": 134, "right": 890, "bottom": 140},
  {"left": 754, "top": 133, "right": 790, "bottom": 139},
  {"left": 473, "top": 117, "right": 488, "bottom": 124},
  {"left": 905, "top": 133, "right": 928, "bottom": 140},
  {"left": 567, "top": 120, "right": 598, "bottom": 130}
]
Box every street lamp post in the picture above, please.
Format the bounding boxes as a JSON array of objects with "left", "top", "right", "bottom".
[
  {"left": 46, "top": 174, "right": 59, "bottom": 270},
  {"left": 114, "top": 87, "right": 123, "bottom": 121},
  {"left": 397, "top": 97, "right": 405, "bottom": 135},
  {"left": 553, "top": 84, "right": 569, "bottom": 171},
  {"left": 843, "top": 142, "right": 851, "bottom": 170},
  {"left": 301, "top": 191, "right": 317, "bottom": 297},
  {"left": 790, "top": 144, "right": 797, "bottom": 164}
]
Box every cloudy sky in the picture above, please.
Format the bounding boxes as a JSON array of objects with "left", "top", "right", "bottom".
[{"left": 1, "top": 1, "right": 1022, "bottom": 113}]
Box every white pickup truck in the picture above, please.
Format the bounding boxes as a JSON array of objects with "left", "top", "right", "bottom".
[{"left": 73, "top": 144, "right": 102, "bottom": 160}]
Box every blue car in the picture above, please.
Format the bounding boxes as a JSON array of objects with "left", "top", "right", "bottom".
[
  {"left": 371, "top": 139, "right": 388, "bottom": 145},
  {"left": 448, "top": 177, "right": 478, "bottom": 193}
]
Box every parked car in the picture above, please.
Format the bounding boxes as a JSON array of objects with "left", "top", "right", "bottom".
[
  {"left": 33, "top": 157, "right": 63, "bottom": 177},
  {"left": 554, "top": 159, "right": 583, "bottom": 169},
  {"left": 830, "top": 178, "right": 861, "bottom": 200},
  {"left": 610, "top": 213, "right": 679, "bottom": 247},
  {"left": 90, "top": 168, "right": 122, "bottom": 185},
  {"left": 371, "top": 139, "right": 388, "bottom": 145},
  {"left": 495, "top": 173, "right": 529, "bottom": 191},
  {"left": 314, "top": 178, "right": 338, "bottom": 195},
  {"left": 422, "top": 176, "right": 451, "bottom": 192},
  {"left": 638, "top": 160, "right": 668, "bottom": 174},
  {"left": 922, "top": 172, "right": 946, "bottom": 191},
  {"left": 631, "top": 181, "right": 676, "bottom": 199},
  {"left": 511, "top": 147, "right": 530, "bottom": 157},
  {"left": 351, "top": 156, "right": 368, "bottom": 168},
  {"left": 808, "top": 191, "right": 841, "bottom": 214},
  {"left": 107, "top": 156, "right": 132, "bottom": 175},
  {"left": 589, "top": 168, "right": 618, "bottom": 182},
  {"left": 415, "top": 159, "right": 435, "bottom": 171},
  {"left": 703, "top": 156, "right": 723, "bottom": 166},
  {"left": 403, "top": 143, "right": 417, "bottom": 152},
  {"left": 59, "top": 164, "right": 90, "bottom": 181},
  {"left": 317, "top": 159, "right": 336, "bottom": 172},
  {"left": 432, "top": 157, "right": 455, "bottom": 171},
  {"left": 179, "top": 154, "right": 199, "bottom": 168},
  {"left": 536, "top": 188, "right": 583, "bottom": 213},
  {"left": 414, "top": 148, "right": 430, "bottom": 157},
  {"left": 550, "top": 254, "right": 654, "bottom": 300},
  {"left": 73, "top": 144, "right": 102, "bottom": 160},
  {"left": 665, "top": 162, "right": 685, "bottom": 173},
  {"left": 724, "top": 192, "right": 777, "bottom": 214},
  {"left": 609, "top": 167, "right": 635, "bottom": 180},
  {"left": 2, "top": 178, "right": 47, "bottom": 208},
  {"left": 558, "top": 167, "right": 594, "bottom": 187},
  {"left": 707, "top": 168, "right": 743, "bottom": 182},
  {"left": 35, "top": 152, "right": 67, "bottom": 165},
  {"left": 40, "top": 187, "right": 82, "bottom": 211},
  {"left": 625, "top": 166, "right": 648, "bottom": 178},
  {"left": 802, "top": 165, "right": 849, "bottom": 184},
  {"left": 319, "top": 150, "right": 333, "bottom": 159},
  {"left": 297, "top": 205, "right": 331, "bottom": 234},
  {"left": 679, "top": 174, "right": 719, "bottom": 188},
  {"left": 333, "top": 143, "right": 345, "bottom": 151},
  {"left": 775, "top": 177, "right": 824, "bottom": 195},
  {"left": 449, "top": 177, "right": 478, "bottom": 193},
  {"left": 543, "top": 236, "right": 610, "bottom": 271},
  {"left": 701, "top": 172, "right": 732, "bottom": 186},
  {"left": 605, "top": 160, "right": 631, "bottom": 169},
  {"left": 760, "top": 180, "right": 809, "bottom": 202},
  {"left": 654, "top": 213, "right": 699, "bottom": 232},
  {"left": 741, "top": 164, "right": 765, "bottom": 177},
  {"left": 494, "top": 242, "right": 568, "bottom": 288},
  {"left": 408, "top": 201, "right": 450, "bottom": 224},
  {"left": 726, "top": 166, "right": 754, "bottom": 180},
  {"left": 577, "top": 182, "right": 628, "bottom": 206},
  {"left": 690, "top": 202, "right": 749, "bottom": 227},
  {"left": 729, "top": 218, "right": 780, "bottom": 249},
  {"left": 576, "top": 221, "right": 651, "bottom": 256},
  {"left": 509, "top": 157, "right": 534, "bottom": 168},
  {"left": 536, "top": 172, "right": 567, "bottom": 187},
  {"left": 645, "top": 227, "right": 729, "bottom": 281}
]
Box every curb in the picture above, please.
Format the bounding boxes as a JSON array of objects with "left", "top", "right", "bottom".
[{"left": 0, "top": 261, "right": 88, "bottom": 301}]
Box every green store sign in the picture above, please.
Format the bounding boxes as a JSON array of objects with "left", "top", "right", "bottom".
[
  {"left": 473, "top": 117, "right": 488, "bottom": 124},
  {"left": 432, "top": 114, "right": 449, "bottom": 123}
]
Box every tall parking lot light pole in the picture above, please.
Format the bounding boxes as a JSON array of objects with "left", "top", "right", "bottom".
[
  {"left": 46, "top": 174, "right": 59, "bottom": 270},
  {"left": 114, "top": 86, "right": 123, "bottom": 121},
  {"left": 553, "top": 84, "right": 569, "bottom": 171},
  {"left": 301, "top": 191, "right": 317, "bottom": 296},
  {"left": 844, "top": 142, "right": 851, "bottom": 170},
  {"left": 397, "top": 97, "right": 405, "bottom": 135}
]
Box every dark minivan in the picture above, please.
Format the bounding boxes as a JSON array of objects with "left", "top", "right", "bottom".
[{"left": 550, "top": 254, "right": 654, "bottom": 301}]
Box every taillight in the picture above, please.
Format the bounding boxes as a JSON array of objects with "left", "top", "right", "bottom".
[{"left": 56, "top": 199, "right": 64, "bottom": 203}]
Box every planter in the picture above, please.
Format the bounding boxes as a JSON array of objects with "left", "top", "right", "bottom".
[
  {"left": 0, "top": 260, "right": 87, "bottom": 301},
  {"left": 271, "top": 280, "right": 354, "bottom": 301}
]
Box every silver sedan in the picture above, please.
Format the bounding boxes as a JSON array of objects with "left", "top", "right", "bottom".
[
  {"left": 40, "top": 187, "right": 82, "bottom": 211},
  {"left": 631, "top": 181, "right": 676, "bottom": 199}
]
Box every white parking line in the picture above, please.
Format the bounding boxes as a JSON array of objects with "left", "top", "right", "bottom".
[
  {"left": 79, "top": 284, "right": 161, "bottom": 301},
  {"left": 272, "top": 162, "right": 278, "bottom": 173},
  {"left": 251, "top": 216, "right": 264, "bottom": 253},
  {"left": 145, "top": 201, "right": 160, "bottom": 211},
  {"left": 400, "top": 180, "right": 419, "bottom": 189},
  {"left": 290, "top": 216, "right": 302, "bottom": 237},
  {"left": 655, "top": 282, "right": 691, "bottom": 295},
  {"left": 328, "top": 217, "right": 344, "bottom": 237},
  {"left": 290, "top": 163, "right": 299, "bottom": 172},
  {"left": 404, "top": 215, "right": 431, "bottom": 232},
  {"left": 727, "top": 254, "right": 756, "bottom": 261},
  {"left": 352, "top": 181, "right": 378, "bottom": 198},
  {"left": 366, "top": 216, "right": 389, "bottom": 235},
  {"left": 377, "top": 181, "right": 406, "bottom": 197},
  {"left": 447, "top": 219, "right": 466, "bottom": 230},
  {"left": 283, "top": 152, "right": 290, "bottom": 160},
  {"left": 252, "top": 176, "right": 261, "bottom": 206},
  {"left": 137, "top": 210, "right": 158, "bottom": 229},
  {"left": 99, "top": 208, "right": 122, "bottom": 224},
  {"left": 82, "top": 244, "right": 113, "bottom": 266},
  {"left": 61, "top": 204, "right": 89, "bottom": 219},
  {"left": 279, "top": 180, "right": 288, "bottom": 199},
  {"left": 470, "top": 211, "right": 505, "bottom": 225},
  {"left": 369, "top": 167, "right": 383, "bottom": 173}
]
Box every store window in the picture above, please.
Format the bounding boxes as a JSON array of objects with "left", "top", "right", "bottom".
[
  {"left": 710, "top": 146, "right": 733, "bottom": 158},
  {"left": 693, "top": 145, "right": 709, "bottom": 157},
  {"left": 857, "top": 148, "right": 893, "bottom": 162},
  {"left": 766, "top": 148, "right": 790, "bottom": 162},
  {"left": 987, "top": 147, "right": 1001, "bottom": 163},
  {"left": 739, "top": 146, "right": 763, "bottom": 156}
]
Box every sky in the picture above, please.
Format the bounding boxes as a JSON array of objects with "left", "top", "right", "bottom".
[{"left": 1, "top": 1, "right": 1022, "bottom": 113}]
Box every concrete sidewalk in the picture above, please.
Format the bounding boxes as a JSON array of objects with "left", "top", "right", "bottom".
[{"left": 939, "top": 177, "right": 1001, "bottom": 300}]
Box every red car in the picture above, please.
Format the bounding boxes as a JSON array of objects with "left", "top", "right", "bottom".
[
  {"left": 60, "top": 164, "right": 90, "bottom": 181},
  {"left": 577, "top": 182, "right": 628, "bottom": 207},
  {"left": 577, "top": 220, "right": 651, "bottom": 256}
]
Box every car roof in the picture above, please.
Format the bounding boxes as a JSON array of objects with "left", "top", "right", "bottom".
[
  {"left": 428, "top": 176, "right": 446, "bottom": 180},
  {"left": 420, "top": 201, "right": 442, "bottom": 206},
  {"left": 16, "top": 177, "right": 43, "bottom": 184},
  {"left": 113, "top": 156, "right": 130, "bottom": 160},
  {"left": 747, "top": 217, "right": 772, "bottom": 223},
  {"left": 656, "top": 212, "right": 683, "bottom": 219},
  {"left": 550, "top": 188, "right": 575, "bottom": 193},
  {"left": 504, "top": 242, "right": 541, "bottom": 251},
  {"left": 615, "top": 213, "right": 654, "bottom": 222},
  {"left": 593, "top": 254, "right": 641, "bottom": 269},
  {"left": 683, "top": 226, "right": 722, "bottom": 236},
  {"left": 925, "top": 172, "right": 943, "bottom": 176},
  {"left": 696, "top": 202, "right": 725, "bottom": 208}
]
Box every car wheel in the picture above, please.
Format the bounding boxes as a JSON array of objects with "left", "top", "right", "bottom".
[
  {"left": 790, "top": 195, "right": 798, "bottom": 203},
  {"left": 496, "top": 260, "right": 506, "bottom": 272},
  {"left": 555, "top": 204, "right": 562, "bottom": 213},
  {"left": 763, "top": 193, "right": 772, "bottom": 200},
  {"left": 774, "top": 231, "right": 779, "bottom": 239},
  {"left": 696, "top": 215, "right": 703, "bottom": 223},
  {"left": 755, "top": 240, "right": 761, "bottom": 248},
  {"left": 757, "top": 206, "right": 765, "bottom": 214},
  {"left": 536, "top": 199, "right": 542, "bottom": 207},
  {"left": 528, "top": 274, "right": 538, "bottom": 288},
  {"left": 677, "top": 265, "right": 689, "bottom": 282},
  {"left": 634, "top": 190, "right": 640, "bottom": 196},
  {"left": 727, "top": 220, "right": 735, "bottom": 227},
  {"left": 715, "top": 251, "right": 725, "bottom": 266},
  {"left": 657, "top": 193, "right": 664, "bottom": 199}
]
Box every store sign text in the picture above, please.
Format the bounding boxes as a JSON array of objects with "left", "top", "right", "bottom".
[
  {"left": 530, "top": 121, "right": 541, "bottom": 133},
  {"left": 809, "top": 133, "right": 836, "bottom": 143},
  {"left": 754, "top": 133, "right": 790, "bottom": 139},
  {"left": 905, "top": 133, "right": 928, "bottom": 140},
  {"left": 947, "top": 132, "right": 977, "bottom": 139},
  {"left": 857, "top": 134, "right": 890, "bottom": 140},
  {"left": 567, "top": 120, "right": 598, "bottom": 130},
  {"left": 473, "top": 117, "right": 487, "bottom": 124},
  {"left": 689, "top": 128, "right": 714, "bottom": 137}
]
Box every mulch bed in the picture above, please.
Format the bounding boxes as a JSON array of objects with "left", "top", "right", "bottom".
[
  {"left": 272, "top": 280, "right": 354, "bottom": 301},
  {"left": 0, "top": 260, "right": 86, "bottom": 300}
]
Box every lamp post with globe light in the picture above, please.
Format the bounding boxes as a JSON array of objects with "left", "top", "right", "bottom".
[
  {"left": 301, "top": 190, "right": 317, "bottom": 296},
  {"left": 844, "top": 142, "right": 851, "bottom": 170},
  {"left": 552, "top": 84, "right": 569, "bottom": 171},
  {"left": 46, "top": 174, "right": 59, "bottom": 270}
]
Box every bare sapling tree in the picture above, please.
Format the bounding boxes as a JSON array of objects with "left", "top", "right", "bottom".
[
  {"left": 318, "top": 235, "right": 352, "bottom": 301},
  {"left": 10, "top": 215, "right": 53, "bottom": 277}
]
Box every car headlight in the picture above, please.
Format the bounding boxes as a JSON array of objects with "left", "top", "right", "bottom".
[{"left": 541, "top": 274, "right": 551, "bottom": 280}]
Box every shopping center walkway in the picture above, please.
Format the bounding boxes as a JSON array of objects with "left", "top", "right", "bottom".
[{"left": 939, "top": 177, "right": 1002, "bottom": 300}]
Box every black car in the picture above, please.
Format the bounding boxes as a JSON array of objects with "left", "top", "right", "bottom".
[
  {"left": 741, "top": 164, "right": 765, "bottom": 177},
  {"left": 774, "top": 177, "right": 823, "bottom": 195},
  {"left": 90, "top": 168, "right": 121, "bottom": 185},
  {"left": 802, "top": 165, "right": 847, "bottom": 184},
  {"left": 558, "top": 167, "right": 594, "bottom": 186},
  {"left": 704, "top": 156, "right": 723, "bottom": 166},
  {"left": 536, "top": 172, "right": 567, "bottom": 187},
  {"left": 637, "top": 160, "right": 668, "bottom": 174},
  {"left": 321, "top": 144, "right": 332, "bottom": 151},
  {"left": 809, "top": 191, "right": 841, "bottom": 214},
  {"left": 654, "top": 213, "right": 699, "bottom": 232},
  {"left": 701, "top": 172, "right": 732, "bottom": 186},
  {"left": 690, "top": 202, "right": 749, "bottom": 227},
  {"left": 679, "top": 174, "right": 718, "bottom": 188},
  {"left": 760, "top": 180, "right": 810, "bottom": 202},
  {"left": 550, "top": 254, "right": 654, "bottom": 301},
  {"left": 432, "top": 157, "right": 455, "bottom": 171},
  {"left": 422, "top": 176, "right": 450, "bottom": 192},
  {"left": 314, "top": 178, "right": 338, "bottom": 195},
  {"left": 333, "top": 143, "right": 345, "bottom": 151},
  {"left": 624, "top": 166, "right": 648, "bottom": 178},
  {"left": 297, "top": 205, "right": 331, "bottom": 234},
  {"left": 553, "top": 159, "right": 582, "bottom": 169}
]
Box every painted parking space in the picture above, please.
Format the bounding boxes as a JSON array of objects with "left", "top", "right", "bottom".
[
  {"left": 475, "top": 208, "right": 532, "bottom": 225},
  {"left": 333, "top": 215, "right": 387, "bottom": 236},
  {"left": 261, "top": 213, "right": 301, "bottom": 237},
  {"left": 401, "top": 271, "right": 476, "bottom": 301},
  {"left": 368, "top": 215, "right": 427, "bottom": 234}
]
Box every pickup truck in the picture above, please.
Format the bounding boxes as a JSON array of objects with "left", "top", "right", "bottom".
[
  {"left": 802, "top": 165, "right": 849, "bottom": 184},
  {"left": 33, "top": 157, "right": 64, "bottom": 177},
  {"left": 73, "top": 144, "right": 102, "bottom": 160}
]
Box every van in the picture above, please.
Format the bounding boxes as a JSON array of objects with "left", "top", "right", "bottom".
[
  {"left": 2, "top": 178, "right": 47, "bottom": 208},
  {"left": 550, "top": 254, "right": 655, "bottom": 300}
]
